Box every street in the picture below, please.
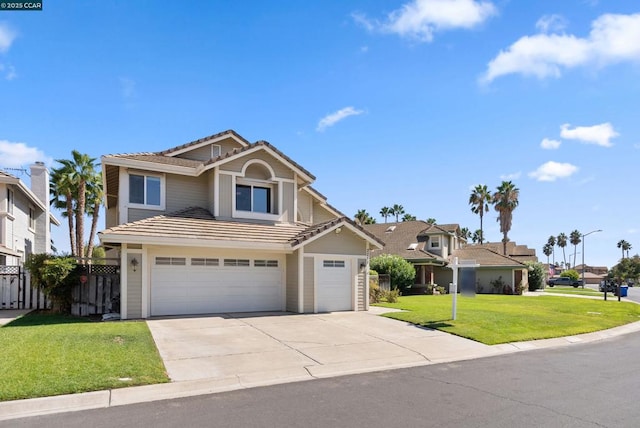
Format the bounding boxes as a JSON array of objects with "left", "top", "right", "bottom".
[{"left": 5, "top": 331, "right": 640, "bottom": 428}]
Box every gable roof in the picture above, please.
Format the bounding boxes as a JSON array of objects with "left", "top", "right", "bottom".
[
  {"left": 364, "top": 221, "right": 447, "bottom": 263},
  {"left": 473, "top": 242, "right": 538, "bottom": 262},
  {"left": 159, "top": 129, "right": 251, "bottom": 156},
  {"left": 451, "top": 246, "right": 526, "bottom": 267},
  {"left": 99, "top": 207, "right": 383, "bottom": 251},
  {"left": 290, "top": 216, "right": 384, "bottom": 250}
]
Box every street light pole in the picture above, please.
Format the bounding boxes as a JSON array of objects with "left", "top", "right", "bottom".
[{"left": 581, "top": 229, "right": 602, "bottom": 293}]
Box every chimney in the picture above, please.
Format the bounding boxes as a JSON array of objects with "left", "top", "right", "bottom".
[{"left": 29, "top": 162, "right": 52, "bottom": 254}]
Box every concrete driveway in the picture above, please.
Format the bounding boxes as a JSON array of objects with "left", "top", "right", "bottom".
[{"left": 147, "top": 309, "right": 501, "bottom": 384}]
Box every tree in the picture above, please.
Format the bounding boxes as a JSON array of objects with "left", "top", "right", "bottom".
[
  {"left": 402, "top": 214, "right": 416, "bottom": 222},
  {"left": 472, "top": 229, "right": 483, "bottom": 244},
  {"left": 390, "top": 204, "right": 404, "bottom": 222},
  {"left": 525, "top": 261, "right": 545, "bottom": 291},
  {"left": 547, "top": 235, "right": 556, "bottom": 265},
  {"left": 611, "top": 255, "right": 640, "bottom": 284},
  {"left": 492, "top": 181, "right": 519, "bottom": 255},
  {"left": 379, "top": 207, "right": 391, "bottom": 223},
  {"left": 569, "top": 230, "right": 582, "bottom": 269},
  {"left": 542, "top": 243, "right": 553, "bottom": 266},
  {"left": 354, "top": 209, "right": 368, "bottom": 225},
  {"left": 85, "top": 173, "right": 103, "bottom": 259},
  {"left": 460, "top": 227, "right": 471, "bottom": 240},
  {"left": 24, "top": 254, "right": 78, "bottom": 313},
  {"left": 426, "top": 218, "right": 436, "bottom": 224},
  {"left": 560, "top": 269, "right": 579, "bottom": 281},
  {"left": 369, "top": 254, "right": 415, "bottom": 291},
  {"left": 51, "top": 151, "right": 101, "bottom": 259},
  {"left": 557, "top": 233, "right": 568, "bottom": 267},
  {"left": 617, "top": 240, "right": 631, "bottom": 259},
  {"left": 469, "top": 184, "right": 491, "bottom": 245}
]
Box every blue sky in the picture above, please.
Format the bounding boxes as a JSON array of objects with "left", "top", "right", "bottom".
[{"left": 1, "top": 0, "right": 638, "bottom": 269}]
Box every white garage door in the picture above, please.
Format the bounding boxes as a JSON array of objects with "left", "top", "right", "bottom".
[
  {"left": 151, "top": 256, "right": 283, "bottom": 316},
  {"left": 317, "top": 259, "right": 352, "bottom": 312}
]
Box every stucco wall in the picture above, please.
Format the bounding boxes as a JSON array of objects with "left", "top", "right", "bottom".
[
  {"left": 304, "top": 228, "right": 366, "bottom": 256},
  {"left": 285, "top": 251, "right": 298, "bottom": 312}
]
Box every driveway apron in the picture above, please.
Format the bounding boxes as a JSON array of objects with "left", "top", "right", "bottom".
[{"left": 146, "top": 310, "right": 500, "bottom": 383}]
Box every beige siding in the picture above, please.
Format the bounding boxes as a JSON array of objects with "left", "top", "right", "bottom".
[
  {"left": 207, "top": 170, "right": 215, "bottom": 215},
  {"left": 106, "top": 206, "right": 117, "bottom": 228},
  {"left": 357, "top": 258, "right": 366, "bottom": 310},
  {"left": 304, "top": 257, "right": 314, "bottom": 313},
  {"left": 175, "top": 137, "right": 245, "bottom": 161},
  {"left": 304, "top": 228, "right": 366, "bottom": 255},
  {"left": 220, "top": 151, "right": 295, "bottom": 179},
  {"left": 128, "top": 207, "right": 164, "bottom": 222},
  {"left": 476, "top": 268, "right": 515, "bottom": 294},
  {"left": 165, "top": 173, "right": 209, "bottom": 212},
  {"left": 312, "top": 202, "right": 336, "bottom": 224},
  {"left": 127, "top": 253, "right": 142, "bottom": 318},
  {"left": 219, "top": 174, "right": 232, "bottom": 217},
  {"left": 283, "top": 182, "right": 295, "bottom": 223},
  {"left": 297, "top": 190, "right": 311, "bottom": 223},
  {"left": 286, "top": 252, "right": 299, "bottom": 312}
]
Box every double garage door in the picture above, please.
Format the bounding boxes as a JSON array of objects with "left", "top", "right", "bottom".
[
  {"left": 151, "top": 254, "right": 283, "bottom": 316},
  {"left": 150, "top": 253, "right": 355, "bottom": 316}
]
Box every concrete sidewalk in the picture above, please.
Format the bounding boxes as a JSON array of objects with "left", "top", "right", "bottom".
[{"left": 3, "top": 307, "right": 640, "bottom": 421}]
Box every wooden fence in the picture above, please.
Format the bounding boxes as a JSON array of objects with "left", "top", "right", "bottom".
[
  {"left": 0, "top": 265, "right": 49, "bottom": 310},
  {"left": 71, "top": 262, "right": 121, "bottom": 317}
]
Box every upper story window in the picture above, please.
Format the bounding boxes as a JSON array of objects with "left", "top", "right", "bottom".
[
  {"left": 430, "top": 236, "right": 441, "bottom": 249},
  {"left": 28, "top": 207, "right": 36, "bottom": 230},
  {"left": 236, "top": 183, "right": 272, "bottom": 214},
  {"left": 129, "top": 174, "right": 163, "bottom": 208},
  {"left": 7, "top": 188, "right": 14, "bottom": 215}
]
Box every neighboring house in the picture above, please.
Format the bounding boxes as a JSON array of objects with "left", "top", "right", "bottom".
[
  {"left": 474, "top": 242, "right": 538, "bottom": 263},
  {"left": 0, "top": 163, "right": 59, "bottom": 265},
  {"left": 365, "top": 221, "right": 530, "bottom": 294},
  {"left": 99, "top": 130, "right": 383, "bottom": 319}
]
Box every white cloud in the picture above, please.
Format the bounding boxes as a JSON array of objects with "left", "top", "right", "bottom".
[
  {"left": 0, "top": 140, "right": 51, "bottom": 168},
  {"left": 353, "top": 0, "right": 497, "bottom": 42},
  {"left": 481, "top": 13, "right": 640, "bottom": 83},
  {"left": 560, "top": 122, "right": 618, "bottom": 147},
  {"left": 535, "top": 14, "right": 567, "bottom": 34},
  {"left": 540, "top": 138, "right": 561, "bottom": 150},
  {"left": 4, "top": 64, "right": 16, "bottom": 80},
  {"left": 528, "top": 161, "right": 578, "bottom": 182},
  {"left": 500, "top": 171, "right": 521, "bottom": 180},
  {"left": 316, "top": 106, "right": 364, "bottom": 132},
  {"left": 0, "top": 22, "right": 17, "bottom": 53},
  {"left": 627, "top": 228, "right": 638, "bottom": 234}
]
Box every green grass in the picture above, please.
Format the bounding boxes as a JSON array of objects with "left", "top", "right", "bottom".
[
  {"left": 376, "top": 294, "right": 640, "bottom": 345},
  {"left": 544, "top": 286, "right": 602, "bottom": 296},
  {"left": 0, "top": 312, "right": 169, "bottom": 402}
]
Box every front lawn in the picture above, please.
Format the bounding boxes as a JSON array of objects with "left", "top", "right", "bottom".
[
  {"left": 376, "top": 294, "right": 640, "bottom": 345},
  {"left": 0, "top": 312, "right": 169, "bottom": 402},
  {"left": 544, "top": 286, "right": 602, "bottom": 297}
]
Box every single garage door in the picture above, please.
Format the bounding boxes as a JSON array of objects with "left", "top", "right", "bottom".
[
  {"left": 151, "top": 256, "right": 283, "bottom": 316},
  {"left": 317, "top": 259, "right": 352, "bottom": 312}
]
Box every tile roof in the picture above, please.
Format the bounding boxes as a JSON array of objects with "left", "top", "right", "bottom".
[
  {"left": 364, "top": 221, "right": 446, "bottom": 263},
  {"left": 100, "top": 207, "right": 308, "bottom": 245},
  {"left": 106, "top": 154, "right": 204, "bottom": 168},
  {"left": 289, "top": 217, "right": 384, "bottom": 248},
  {"left": 158, "top": 129, "right": 251, "bottom": 155},
  {"left": 473, "top": 242, "right": 538, "bottom": 261},
  {"left": 451, "top": 246, "right": 526, "bottom": 267}
]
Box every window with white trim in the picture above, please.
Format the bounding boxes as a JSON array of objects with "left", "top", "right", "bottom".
[
  {"left": 323, "top": 260, "right": 346, "bottom": 268},
  {"left": 129, "top": 174, "right": 162, "bottom": 207},
  {"left": 430, "top": 236, "right": 441, "bottom": 249},
  {"left": 191, "top": 258, "right": 219, "bottom": 266},
  {"left": 7, "top": 189, "right": 14, "bottom": 215},
  {"left": 211, "top": 144, "right": 222, "bottom": 158},
  {"left": 236, "top": 183, "right": 272, "bottom": 214},
  {"left": 224, "top": 259, "right": 250, "bottom": 267},
  {"left": 28, "top": 207, "right": 36, "bottom": 230},
  {"left": 155, "top": 257, "right": 186, "bottom": 266},
  {"left": 254, "top": 260, "right": 278, "bottom": 267}
]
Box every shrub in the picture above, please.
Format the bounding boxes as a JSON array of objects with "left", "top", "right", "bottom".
[
  {"left": 369, "top": 281, "right": 384, "bottom": 304},
  {"left": 385, "top": 289, "right": 400, "bottom": 303},
  {"left": 561, "top": 269, "right": 580, "bottom": 280},
  {"left": 435, "top": 285, "right": 446, "bottom": 295},
  {"left": 370, "top": 254, "right": 415, "bottom": 291},
  {"left": 525, "top": 261, "right": 545, "bottom": 291},
  {"left": 24, "top": 254, "right": 79, "bottom": 313},
  {"left": 490, "top": 276, "right": 507, "bottom": 294}
]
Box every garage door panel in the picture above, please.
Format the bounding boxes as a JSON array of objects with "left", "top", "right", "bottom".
[
  {"left": 317, "top": 259, "right": 352, "bottom": 312},
  {"left": 151, "top": 256, "right": 283, "bottom": 316}
]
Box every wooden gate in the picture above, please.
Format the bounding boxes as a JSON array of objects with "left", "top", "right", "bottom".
[{"left": 71, "top": 263, "right": 121, "bottom": 317}]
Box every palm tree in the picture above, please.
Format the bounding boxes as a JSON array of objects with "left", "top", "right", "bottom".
[
  {"left": 460, "top": 227, "right": 471, "bottom": 240},
  {"left": 51, "top": 151, "right": 100, "bottom": 259},
  {"left": 618, "top": 240, "right": 631, "bottom": 259},
  {"left": 379, "top": 206, "right": 391, "bottom": 223},
  {"left": 50, "top": 165, "right": 76, "bottom": 256},
  {"left": 85, "top": 174, "right": 103, "bottom": 259},
  {"left": 354, "top": 209, "right": 369, "bottom": 225},
  {"left": 492, "top": 181, "right": 519, "bottom": 255},
  {"left": 426, "top": 218, "right": 436, "bottom": 224},
  {"left": 557, "top": 233, "right": 568, "bottom": 267},
  {"left": 472, "top": 229, "right": 483, "bottom": 244},
  {"left": 469, "top": 184, "right": 491, "bottom": 245},
  {"left": 402, "top": 214, "right": 416, "bottom": 222},
  {"left": 570, "top": 230, "right": 582, "bottom": 268},
  {"left": 542, "top": 243, "right": 553, "bottom": 266},
  {"left": 390, "top": 204, "right": 404, "bottom": 222},
  {"left": 547, "top": 235, "right": 556, "bottom": 265}
]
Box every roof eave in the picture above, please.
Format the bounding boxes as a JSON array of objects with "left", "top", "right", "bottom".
[{"left": 98, "top": 233, "right": 292, "bottom": 252}]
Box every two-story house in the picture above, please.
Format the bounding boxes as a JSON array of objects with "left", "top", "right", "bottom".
[
  {"left": 0, "top": 163, "right": 59, "bottom": 265},
  {"left": 99, "top": 130, "right": 383, "bottom": 319}
]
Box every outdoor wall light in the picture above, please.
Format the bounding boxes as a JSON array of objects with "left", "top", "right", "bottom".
[
  {"left": 335, "top": 227, "right": 342, "bottom": 234},
  {"left": 130, "top": 257, "right": 139, "bottom": 272}
]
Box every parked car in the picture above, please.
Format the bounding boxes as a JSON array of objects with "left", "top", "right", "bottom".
[
  {"left": 547, "top": 276, "right": 583, "bottom": 287},
  {"left": 599, "top": 280, "right": 617, "bottom": 293}
]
